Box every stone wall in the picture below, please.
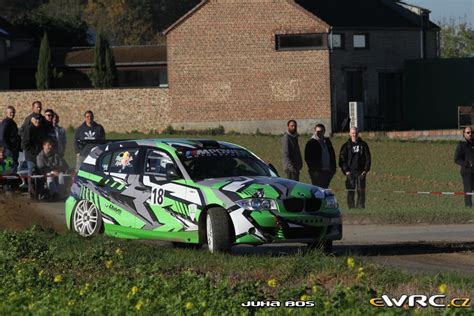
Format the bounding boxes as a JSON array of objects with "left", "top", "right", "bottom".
[{"left": 0, "top": 88, "right": 170, "bottom": 133}]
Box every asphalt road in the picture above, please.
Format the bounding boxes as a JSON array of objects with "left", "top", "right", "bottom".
[{"left": 1, "top": 196, "right": 474, "bottom": 276}]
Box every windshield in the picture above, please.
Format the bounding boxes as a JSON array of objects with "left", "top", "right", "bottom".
[{"left": 177, "top": 148, "right": 275, "bottom": 181}]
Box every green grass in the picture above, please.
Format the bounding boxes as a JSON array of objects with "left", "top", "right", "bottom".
[
  {"left": 0, "top": 228, "right": 472, "bottom": 315},
  {"left": 64, "top": 132, "right": 473, "bottom": 224}
]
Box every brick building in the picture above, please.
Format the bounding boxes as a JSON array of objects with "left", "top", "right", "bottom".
[
  {"left": 164, "top": 0, "right": 439, "bottom": 133},
  {"left": 0, "top": 0, "right": 440, "bottom": 134}
]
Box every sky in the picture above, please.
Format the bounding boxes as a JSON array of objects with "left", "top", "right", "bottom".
[{"left": 406, "top": 0, "right": 474, "bottom": 25}]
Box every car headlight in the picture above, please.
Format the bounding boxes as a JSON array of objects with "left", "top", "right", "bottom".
[
  {"left": 325, "top": 195, "right": 338, "bottom": 209},
  {"left": 235, "top": 198, "right": 278, "bottom": 211}
]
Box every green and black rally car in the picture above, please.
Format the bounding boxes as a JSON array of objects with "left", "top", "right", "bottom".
[{"left": 65, "top": 139, "right": 342, "bottom": 252}]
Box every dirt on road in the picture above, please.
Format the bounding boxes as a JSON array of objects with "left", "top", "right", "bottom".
[
  {"left": 1, "top": 195, "right": 473, "bottom": 276},
  {"left": 0, "top": 194, "right": 65, "bottom": 232}
]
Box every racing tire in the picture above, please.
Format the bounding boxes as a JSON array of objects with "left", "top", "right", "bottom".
[
  {"left": 71, "top": 200, "right": 103, "bottom": 237},
  {"left": 206, "top": 207, "right": 232, "bottom": 253},
  {"left": 307, "top": 240, "right": 333, "bottom": 254}
]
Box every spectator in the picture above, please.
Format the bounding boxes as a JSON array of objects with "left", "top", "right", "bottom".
[
  {"left": 339, "top": 127, "right": 371, "bottom": 209},
  {"left": 43, "top": 108, "right": 57, "bottom": 144},
  {"left": 304, "top": 123, "right": 336, "bottom": 188},
  {"left": 36, "top": 138, "right": 69, "bottom": 199},
  {"left": 454, "top": 126, "right": 474, "bottom": 208},
  {"left": 74, "top": 110, "right": 105, "bottom": 170},
  {"left": 52, "top": 113, "right": 67, "bottom": 157},
  {"left": 21, "top": 114, "right": 45, "bottom": 192},
  {"left": 282, "top": 119, "right": 303, "bottom": 181},
  {"left": 0, "top": 145, "right": 19, "bottom": 191},
  {"left": 0, "top": 145, "right": 14, "bottom": 174},
  {"left": 0, "top": 106, "right": 21, "bottom": 172},
  {"left": 19, "top": 101, "right": 45, "bottom": 138}
]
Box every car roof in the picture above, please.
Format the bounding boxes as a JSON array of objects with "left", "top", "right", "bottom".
[{"left": 100, "top": 138, "right": 244, "bottom": 152}]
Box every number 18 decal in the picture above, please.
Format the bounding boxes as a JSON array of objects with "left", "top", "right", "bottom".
[{"left": 151, "top": 187, "right": 165, "bottom": 205}]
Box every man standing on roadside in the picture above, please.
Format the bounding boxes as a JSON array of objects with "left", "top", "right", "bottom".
[
  {"left": 22, "top": 114, "right": 45, "bottom": 193},
  {"left": 0, "top": 106, "right": 21, "bottom": 172},
  {"left": 43, "top": 108, "right": 57, "bottom": 144},
  {"left": 52, "top": 113, "right": 67, "bottom": 157},
  {"left": 282, "top": 120, "right": 302, "bottom": 181},
  {"left": 304, "top": 123, "right": 336, "bottom": 188},
  {"left": 20, "top": 101, "right": 45, "bottom": 137},
  {"left": 454, "top": 126, "right": 474, "bottom": 208},
  {"left": 339, "top": 127, "right": 371, "bottom": 209},
  {"left": 74, "top": 110, "right": 105, "bottom": 170}
]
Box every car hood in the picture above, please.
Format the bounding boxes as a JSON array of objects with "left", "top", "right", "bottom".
[{"left": 195, "top": 176, "right": 328, "bottom": 201}]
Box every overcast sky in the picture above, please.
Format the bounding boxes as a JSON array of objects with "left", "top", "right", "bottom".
[{"left": 405, "top": 0, "right": 474, "bottom": 24}]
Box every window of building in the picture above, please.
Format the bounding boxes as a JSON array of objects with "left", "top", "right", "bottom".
[
  {"left": 332, "top": 34, "right": 345, "bottom": 49},
  {"left": 276, "top": 34, "right": 326, "bottom": 50},
  {"left": 353, "top": 34, "right": 369, "bottom": 49}
]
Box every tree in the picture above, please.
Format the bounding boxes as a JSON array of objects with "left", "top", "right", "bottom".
[
  {"left": 35, "top": 32, "right": 52, "bottom": 90},
  {"left": 439, "top": 18, "right": 474, "bottom": 58},
  {"left": 22, "top": 0, "right": 90, "bottom": 46},
  {"left": 84, "top": 0, "right": 155, "bottom": 45},
  {"left": 89, "top": 32, "right": 116, "bottom": 88}
]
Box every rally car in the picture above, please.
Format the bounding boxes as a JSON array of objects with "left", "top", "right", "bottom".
[{"left": 65, "top": 139, "right": 342, "bottom": 253}]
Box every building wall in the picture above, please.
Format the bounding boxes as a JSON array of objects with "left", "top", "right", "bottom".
[
  {"left": 166, "top": 0, "right": 332, "bottom": 134},
  {"left": 330, "top": 29, "right": 438, "bottom": 130},
  {"left": 0, "top": 88, "right": 170, "bottom": 133}
]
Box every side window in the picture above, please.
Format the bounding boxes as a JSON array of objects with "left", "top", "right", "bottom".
[
  {"left": 144, "top": 149, "right": 174, "bottom": 178},
  {"left": 100, "top": 152, "right": 113, "bottom": 172},
  {"left": 108, "top": 148, "right": 140, "bottom": 174}
]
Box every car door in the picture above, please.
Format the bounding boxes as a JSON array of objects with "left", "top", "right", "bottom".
[
  {"left": 140, "top": 148, "right": 198, "bottom": 232},
  {"left": 96, "top": 147, "right": 143, "bottom": 228}
]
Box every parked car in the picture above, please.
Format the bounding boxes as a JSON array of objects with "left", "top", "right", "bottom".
[{"left": 65, "top": 139, "right": 342, "bottom": 252}]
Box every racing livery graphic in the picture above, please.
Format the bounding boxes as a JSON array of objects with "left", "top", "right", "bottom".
[{"left": 65, "top": 139, "right": 342, "bottom": 252}]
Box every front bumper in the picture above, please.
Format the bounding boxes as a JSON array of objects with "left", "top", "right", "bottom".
[{"left": 232, "top": 208, "right": 342, "bottom": 244}]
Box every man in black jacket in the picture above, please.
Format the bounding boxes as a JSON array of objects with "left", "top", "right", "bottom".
[
  {"left": 282, "top": 120, "right": 302, "bottom": 181},
  {"left": 74, "top": 110, "right": 106, "bottom": 170},
  {"left": 0, "top": 106, "right": 21, "bottom": 172},
  {"left": 454, "top": 126, "right": 474, "bottom": 207},
  {"left": 21, "top": 114, "right": 45, "bottom": 193},
  {"left": 304, "top": 123, "right": 336, "bottom": 188},
  {"left": 339, "top": 127, "right": 371, "bottom": 209}
]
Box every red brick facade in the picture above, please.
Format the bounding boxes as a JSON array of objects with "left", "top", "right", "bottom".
[{"left": 166, "top": 0, "right": 332, "bottom": 133}]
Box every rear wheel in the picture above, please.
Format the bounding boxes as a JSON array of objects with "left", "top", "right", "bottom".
[
  {"left": 206, "top": 207, "right": 232, "bottom": 253},
  {"left": 71, "top": 200, "right": 102, "bottom": 237}
]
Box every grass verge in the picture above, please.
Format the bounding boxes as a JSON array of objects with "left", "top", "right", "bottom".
[{"left": 0, "top": 227, "right": 472, "bottom": 315}]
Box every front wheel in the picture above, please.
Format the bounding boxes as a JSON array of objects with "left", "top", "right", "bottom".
[
  {"left": 71, "top": 200, "right": 102, "bottom": 237},
  {"left": 206, "top": 207, "right": 232, "bottom": 253}
]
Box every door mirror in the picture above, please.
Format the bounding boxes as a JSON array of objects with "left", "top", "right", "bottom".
[
  {"left": 268, "top": 163, "right": 279, "bottom": 177},
  {"left": 166, "top": 164, "right": 181, "bottom": 180}
]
